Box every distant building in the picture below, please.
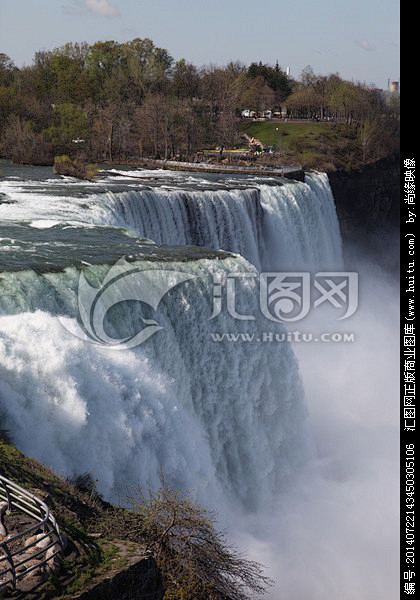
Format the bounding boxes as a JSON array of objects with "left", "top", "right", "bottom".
[{"left": 390, "top": 81, "right": 399, "bottom": 93}]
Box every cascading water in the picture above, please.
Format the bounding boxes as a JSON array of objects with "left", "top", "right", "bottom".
[
  {"left": 86, "top": 172, "right": 342, "bottom": 270},
  {"left": 3, "top": 165, "right": 400, "bottom": 598},
  {"left": 0, "top": 170, "right": 343, "bottom": 271},
  {"left": 0, "top": 167, "right": 340, "bottom": 509},
  {"left": 0, "top": 256, "right": 308, "bottom": 508}
]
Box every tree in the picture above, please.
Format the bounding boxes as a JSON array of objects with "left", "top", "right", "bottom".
[
  {"left": 0, "top": 86, "right": 13, "bottom": 131},
  {"left": 299, "top": 66, "right": 329, "bottom": 118},
  {"left": 200, "top": 66, "right": 241, "bottom": 150},
  {"left": 49, "top": 53, "right": 92, "bottom": 103},
  {"left": 286, "top": 86, "right": 322, "bottom": 118},
  {"left": 97, "top": 485, "right": 272, "bottom": 600},
  {"left": 239, "top": 75, "right": 266, "bottom": 112},
  {"left": 120, "top": 38, "right": 173, "bottom": 103},
  {"left": 0, "top": 53, "right": 17, "bottom": 86},
  {"left": 136, "top": 93, "right": 166, "bottom": 158},
  {"left": 172, "top": 59, "right": 200, "bottom": 100},
  {"left": 45, "top": 103, "right": 89, "bottom": 148},
  {"left": 1, "top": 115, "right": 52, "bottom": 164},
  {"left": 329, "top": 82, "right": 370, "bottom": 124},
  {"left": 91, "top": 103, "right": 133, "bottom": 161},
  {"left": 247, "top": 62, "right": 291, "bottom": 102}
]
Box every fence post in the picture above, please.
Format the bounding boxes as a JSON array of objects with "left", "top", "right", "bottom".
[
  {"left": 1, "top": 542, "right": 15, "bottom": 592},
  {"left": 3, "top": 480, "right": 12, "bottom": 512}
]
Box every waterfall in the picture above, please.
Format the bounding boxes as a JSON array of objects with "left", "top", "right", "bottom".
[
  {"left": 0, "top": 171, "right": 342, "bottom": 271},
  {"left": 90, "top": 186, "right": 264, "bottom": 268},
  {"left": 86, "top": 172, "right": 342, "bottom": 270},
  {"left": 0, "top": 256, "right": 307, "bottom": 508},
  {"left": 0, "top": 169, "right": 340, "bottom": 508}
]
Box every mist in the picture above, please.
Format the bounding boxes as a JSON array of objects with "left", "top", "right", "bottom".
[
  {"left": 0, "top": 167, "right": 399, "bottom": 599},
  {"left": 231, "top": 248, "right": 399, "bottom": 599}
]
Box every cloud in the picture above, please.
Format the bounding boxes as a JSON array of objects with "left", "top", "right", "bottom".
[
  {"left": 63, "top": 0, "right": 120, "bottom": 17},
  {"left": 355, "top": 39, "right": 375, "bottom": 52},
  {"left": 86, "top": 0, "right": 120, "bottom": 17}
]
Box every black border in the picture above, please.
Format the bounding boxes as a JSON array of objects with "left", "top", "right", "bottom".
[{"left": 401, "top": 46, "right": 416, "bottom": 595}]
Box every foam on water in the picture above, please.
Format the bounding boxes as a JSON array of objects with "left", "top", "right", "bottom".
[
  {"left": 0, "top": 172, "right": 342, "bottom": 271},
  {"left": 0, "top": 257, "right": 307, "bottom": 508}
]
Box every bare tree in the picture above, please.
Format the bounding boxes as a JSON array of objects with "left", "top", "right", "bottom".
[
  {"left": 1, "top": 115, "right": 52, "bottom": 164},
  {"left": 97, "top": 485, "right": 272, "bottom": 600}
]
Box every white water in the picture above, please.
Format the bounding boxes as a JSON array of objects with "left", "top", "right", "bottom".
[
  {"left": 0, "top": 257, "right": 308, "bottom": 507},
  {"left": 0, "top": 168, "right": 398, "bottom": 598},
  {"left": 0, "top": 171, "right": 342, "bottom": 271},
  {"left": 2, "top": 172, "right": 333, "bottom": 505},
  {"left": 88, "top": 173, "right": 342, "bottom": 271}
]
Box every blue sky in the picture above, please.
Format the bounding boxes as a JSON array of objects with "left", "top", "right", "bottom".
[{"left": 0, "top": 0, "right": 399, "bottom": 89}]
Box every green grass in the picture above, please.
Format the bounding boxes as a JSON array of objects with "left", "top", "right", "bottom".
[
  {"left": 43, "top": 541, "right": 124, "bottom": 598},
  {"left": 239, "top": 121, "right": 334, "bottom": 148},
  {"left": 238, "top": 121, "right": 357, "bottom": 170}
]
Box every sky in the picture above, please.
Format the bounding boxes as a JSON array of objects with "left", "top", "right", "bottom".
[{"left": 0, "top": 0, "right": 399, "bottom": 89}]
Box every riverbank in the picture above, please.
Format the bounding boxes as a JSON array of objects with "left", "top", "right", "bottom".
[
  {"left": 105, "top": 157, "right": 305, "bottom": 181},
  {"left": 239, "top": 120, "right": 400, "bottom": 172}
]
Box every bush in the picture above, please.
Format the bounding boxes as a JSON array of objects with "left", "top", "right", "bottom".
[
  {"left": 96, "top": 485, "right": 272, "bottom": 599},
  {"left": 54, "top": 155, "right": 98, "bottom": 180},
  {"left": 69, "top": 472, "right": 103, "bottom": 501}
]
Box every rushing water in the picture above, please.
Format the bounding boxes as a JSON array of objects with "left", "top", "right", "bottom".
[
  {"left": 0, "top": 162, "right": 398, "bottom": 599},
  {"left": 2, "top": 164, "right": 339, "bottom": 502},
  {"left": 0, "top": 166, "right": 342, "bottom": 272}
]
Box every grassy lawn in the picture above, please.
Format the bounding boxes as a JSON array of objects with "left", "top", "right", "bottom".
[
  {"left": 239, "top": 120, "right": 334, "bottom": 147},
  {"left": 238, "top": 120, "right": 357, "bottom": 170}
]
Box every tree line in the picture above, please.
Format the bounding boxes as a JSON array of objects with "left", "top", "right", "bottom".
[{"left": 0, "top": 40, "right": 399, "bottom": 165}]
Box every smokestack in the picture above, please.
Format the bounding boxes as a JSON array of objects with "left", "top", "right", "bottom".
[{"left": 286, "top": 66, "right": 290, "bottom": 76}]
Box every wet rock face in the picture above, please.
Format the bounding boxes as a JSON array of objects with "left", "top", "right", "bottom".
[{"left": 328, "top": 156, "right": 400, "bottom": 270}]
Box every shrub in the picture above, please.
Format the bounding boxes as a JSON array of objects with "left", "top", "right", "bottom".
[
  {"left": 96, "top": 485, "right": 272, "bottom": 600},
  {"left": 69, "top": 472, "right": 103, "bottom": 501},
  {"left": 54, "top": 155, "right": 98, "bottom": 180}
]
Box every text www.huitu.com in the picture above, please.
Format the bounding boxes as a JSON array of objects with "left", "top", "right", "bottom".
[{"left": 210, "top": 332, "right": 355, "bottom": 343}]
